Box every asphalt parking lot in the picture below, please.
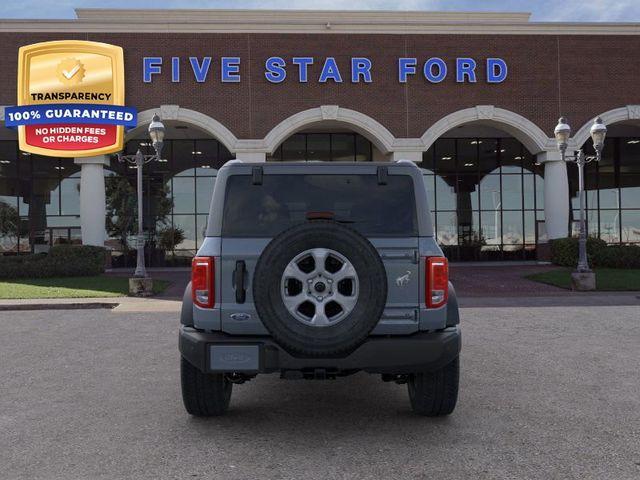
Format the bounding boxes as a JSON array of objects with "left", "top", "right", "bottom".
[{"left": 1, "top": 305, "right": 639, "bottom": 480}]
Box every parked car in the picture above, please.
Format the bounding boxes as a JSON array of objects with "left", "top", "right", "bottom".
[{"left": 179, "top": 160, "right": 460, "bottom": 416}]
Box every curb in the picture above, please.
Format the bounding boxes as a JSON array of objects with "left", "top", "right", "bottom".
[{"left": 0, "top": 302, "right": 119, "bottom": 312}]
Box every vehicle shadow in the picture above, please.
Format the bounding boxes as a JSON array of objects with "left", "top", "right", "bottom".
[{"left": 184, "top": 372, "right": 457, "bottom": 437}]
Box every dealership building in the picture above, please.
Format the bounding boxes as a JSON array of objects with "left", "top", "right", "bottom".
[{"left": 0, "top": 9, "right": 639, "bottom": 264}]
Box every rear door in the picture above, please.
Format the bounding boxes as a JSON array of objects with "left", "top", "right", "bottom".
[{"left": 218, "top": 168, "right": 421, "bottom": 335}]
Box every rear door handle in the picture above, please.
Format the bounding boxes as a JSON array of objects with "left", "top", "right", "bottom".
[{"left": 232, "top": 260, "right": 246, "bottom": 304}]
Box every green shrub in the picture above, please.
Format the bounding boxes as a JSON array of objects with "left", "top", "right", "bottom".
[
  {"left": 593, "top": 244, "right": 640, "bottom": 268},
  {"left": 0, "top": 245, "right": 106, "bottom": 279},
  {"left": 550, "top": 237, "right": 640, "bottom": 268}
]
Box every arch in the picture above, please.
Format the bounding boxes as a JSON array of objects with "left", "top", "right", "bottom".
[
  {"left": 420, "top": 106, "right": 552, "bottom": 154},
  {"left": 127, "top": 106, "right": 239, "bottom": 153},
  {"left": 572, "top": 105, "right": 640, "bottom": 148},
  {"left": 263, "top": 106, "right": 396, "bottom": 155}
]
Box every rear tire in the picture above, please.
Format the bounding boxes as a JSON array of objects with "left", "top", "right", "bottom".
[
  {"left": 181, "top": 357, "right": 232, "bottom": 417},
  {"left": 407, "top": 356, "right": 459, "bottom": 416}
]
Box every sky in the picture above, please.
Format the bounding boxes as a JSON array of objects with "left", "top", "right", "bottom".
[{"left": 0, "top": 0, "right": 639, "bottom": 22}]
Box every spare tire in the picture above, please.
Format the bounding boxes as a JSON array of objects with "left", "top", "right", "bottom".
[{"left": 253, "top": 221, "right": 387, "bottom": 357}]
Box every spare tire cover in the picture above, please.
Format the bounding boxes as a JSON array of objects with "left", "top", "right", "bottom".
[{"left": 253, "top": 221, "right": 387, "bottom": 357}]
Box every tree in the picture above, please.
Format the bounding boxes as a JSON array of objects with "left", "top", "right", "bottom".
[
  {"left": 0, "top": 201, "right": 21, "bottom": 250},
  {"left": 105, "top": 176, "right": 173, "bottom": 252}
]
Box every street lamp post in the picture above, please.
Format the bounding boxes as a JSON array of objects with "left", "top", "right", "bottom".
[
  {"left": 117, "top": 114, "right": 165, "bottom": 291},
  {"left": 553, "top": 116, "right": 607, "bottom": 289}
]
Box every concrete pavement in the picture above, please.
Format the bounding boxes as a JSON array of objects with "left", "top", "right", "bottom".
[{"left": 1, "top": 305, "right": 639, "bottom": 479}]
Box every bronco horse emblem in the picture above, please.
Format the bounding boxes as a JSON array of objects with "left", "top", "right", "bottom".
[{"left": 396, "top": 270, "right": 411, "bottom": 287}]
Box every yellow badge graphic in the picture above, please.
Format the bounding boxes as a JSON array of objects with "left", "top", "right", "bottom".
[
  {"left": 56, "top": 58, "right": 86, "bottom": 85},
  {"left": 6, "top": 40, "right": 136, "bottom": 158}
]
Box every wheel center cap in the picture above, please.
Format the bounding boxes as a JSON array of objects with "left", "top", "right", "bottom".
[{"left": 314, "top": 282, "right": 327, "bottom": 293}]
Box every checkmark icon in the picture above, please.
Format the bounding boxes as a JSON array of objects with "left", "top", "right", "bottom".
[{"left": 62, "top": 64, "right": 80, "bottom": 79}]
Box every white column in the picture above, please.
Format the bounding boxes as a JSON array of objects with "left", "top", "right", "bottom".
[
  {"left": 235, "top": 152, "right": 266, "bottom": 162},
  {"left": 74, "top": 155, "right": 109, "bottom": 246},
  {"left": 391, "top": 151, "right": 422, "bottom": 163},
  {"left": 538, "top": 151, "right": 569, "bottom": 239}
]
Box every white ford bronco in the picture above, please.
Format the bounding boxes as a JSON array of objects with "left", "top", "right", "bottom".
[{"left": 179, "top": 161, "right": 460, "bottom": 416}]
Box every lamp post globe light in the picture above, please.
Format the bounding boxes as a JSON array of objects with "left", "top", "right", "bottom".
[
  {"left": 117, "top": 113, "right": 166, "bottom": 296},
  {"left": 553, "top": 116, "right": 607, "bottom": 291}
]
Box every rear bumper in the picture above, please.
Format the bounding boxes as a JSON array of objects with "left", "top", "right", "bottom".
[{"left": 179, "top": 325, "right": 461, "bottom": 375}]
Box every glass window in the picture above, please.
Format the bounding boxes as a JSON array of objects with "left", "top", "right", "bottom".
[
  {"left": 619, "top": 138, "right": 640, "bottom": 174},
  {"left": 481, "top": 210, "right": 501, "bottom": 246},
  {"left": 422, "top": 174, "right": 435, "bottom": 210},
  {"left": 173, "top": 140, "right": 195, "bottom": 176},
  {"left": 599, "top": 210, "right": 620, "bottom": 243},
  {"left": 196, "top": 176, "right": 215, "bottom": 214},
  {"left": 524, "top": 210, "right": 536, "bottom": 244},
  {"left": 621, "top": 210, "right": 640, "bottom": 243},
  {"left": 598, "top": 171, "right": 618, "bottom": 209},
  {"left": 477, "top": 139, "right": 498, "bottom": 174},
  {"left": 436, "top": 211, "right": 457, "bottom": 245},
  {"left": 331, "top": 134, "right": 355, "bottom": 162},
  {"left": 435, "top": 175, "right": 456, "bottom": 211},
  {"left": 282, "top": 134, "right": 306, "bottom": 162},
  {"left": 306, "top": 134, "right": 331, "bottom": 162},
  {"left": 457, "top": 138, "right": 478, "bottom": 173},
  {"left": 222, "top": 174, "right": 418, "bottom": 237},
  {"left": 535, "top": 174, "right": 544, "bottom": 210},
  {"left": 421, "top": 147, "right": 434, "bottom": 171},
  {"left": 31, "top": 155, "right": 59, "bottom": 178},
  {"left": 0, "top": 141, "right": 18, "bottom": 177},
  {"left": 172, "top": 214, "right": 196, "bottom": 251},
  {"left": 434, "top": 139, "right": 456, "bottom": 176},
  {"left": 194, "top": 139, "right": 218, "bottom": 173},
  {"left": 620, "top": 174, "right": 640, "bottom": 209},
  {"left": 267, "top": 145, "right": 282, "bottom": 162},
  {"left": 457, "top": 210, "right": 480, "bottom": 242},
  {"left": 502, "top": 175, "right": 523, "bottom": 210},
  {"left": 502, "top": 211, "right": 524, "bottom": 247},
  {"left": 479, "top": 175, "right": 501, "bottom": 211},
  {"left": 355, "top": 134, "right": 372, "bottom": 162},
  {"left": 46, "top": 216, "right": 80, "bottom": 227},
  {"left": 0, "top": 196, "right": 20, "bottom": 253},
  {"left": 500, "top": 138, "right": 523, "bottom": 174},
  {"left": 456, "top": 176, "right": 479, "bottom": 210},
  {"left": 60, "top": 177, "right": 80, "bottom": 215},
  {"left": 523, "top": 174, "right": 536, "bottom": 210},
  {"left": 219, "top": 143, "right": 234, "bottom": 164},
  {"left": 172, "top": 177, "right": 195, "bottom": 214}
]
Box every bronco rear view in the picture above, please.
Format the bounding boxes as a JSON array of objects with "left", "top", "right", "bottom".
[{"left": 179, "top": 160, "right": 460, "bottom": 416}]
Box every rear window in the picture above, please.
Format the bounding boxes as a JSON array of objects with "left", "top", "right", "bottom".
[{"left": 221, "top": 174, "right": 417, "bottom": 237}]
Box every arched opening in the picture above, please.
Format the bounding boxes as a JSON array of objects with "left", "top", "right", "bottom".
[
  {"left": 0, "top": 126, "right": 84, "bottom": 255},
  {"left": 108, "top": 120, "right": 233, "bottom": 267},
  {"left": 417, "top": 123, "right": 545, "bottom": 261},
  {"left": 570, "top": 120, "right": 640, "bottom": 245},
  {"left": 266, "top": 123, "right": 386, "bottom": 162},
  {"left": 263, "top": 106, "right": 395, "bottom": 161}
]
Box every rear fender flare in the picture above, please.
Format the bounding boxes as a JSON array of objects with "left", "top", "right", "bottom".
[
  {"left": 446, "top": 281, "right": 460, "bottom": 327},
  {"left": 181, "top": 281, "right": 194, "bottom": 326}
]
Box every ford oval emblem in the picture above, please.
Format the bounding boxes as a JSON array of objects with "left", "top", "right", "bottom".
[{"left": 230, "top": 312, "right": 251, "bottom": 321}]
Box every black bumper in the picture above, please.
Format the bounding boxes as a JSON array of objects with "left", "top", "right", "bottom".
[{"left": 179, "top": 326, "right": 461, "bottom": 375}]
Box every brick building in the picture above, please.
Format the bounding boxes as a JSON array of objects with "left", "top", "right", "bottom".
[{"left": 0, "top": 9, "right": 639, "bottom": 263}]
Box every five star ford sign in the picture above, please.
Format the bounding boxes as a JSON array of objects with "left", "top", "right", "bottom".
[{"left": 5, "top": 40, "right": 137, "bottom": 157}]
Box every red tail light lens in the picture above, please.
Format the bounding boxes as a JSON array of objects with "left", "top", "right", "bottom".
[
  {"left": 426, "top": 256, "right": 448, "bottom": 308},
  {"left": 192, "top": 256, "right": 215, "bottom": 308}
]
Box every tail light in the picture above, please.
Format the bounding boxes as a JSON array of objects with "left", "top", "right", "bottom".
[
  {"left": 426, "top": 256, "right": 448, "bottom": 308},
  {"left": 192, "top": 256, "right": 215, "bottom": 308}
]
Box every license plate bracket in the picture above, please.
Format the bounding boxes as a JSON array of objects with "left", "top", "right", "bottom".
[{"left": 209, "top": 344, "right": 260, "bottom": 373}]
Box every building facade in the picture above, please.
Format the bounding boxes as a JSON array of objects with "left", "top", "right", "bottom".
[{"left": 0, "top": 9, "right": 639, "bottom": 264}]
